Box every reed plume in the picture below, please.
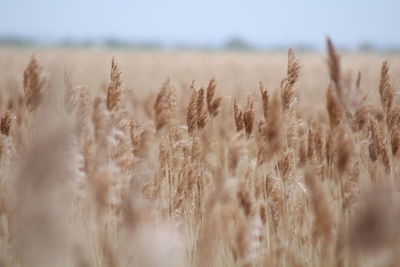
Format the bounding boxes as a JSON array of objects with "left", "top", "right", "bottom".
[
  {"left": 106, "top": 58, "right": 123, "bottom": 112},
  {"left": 243, "top": 96, "right": 254, "bottom": 138},
  {"left": 206, "top": 77, "right": 222, "bottom": 117},
  {"left": 23, "top": 55, "right": 46, "bottom": 112},
  {"left": 281, "top": 48, "right": 300, "bottom": 111},
  {"left": 0, "top": 110, "right": 13, "bottom": 136}
]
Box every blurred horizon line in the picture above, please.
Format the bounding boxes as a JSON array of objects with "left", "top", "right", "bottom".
[{"left": 1, "top": 35, "right": 400, "bottom": 53}]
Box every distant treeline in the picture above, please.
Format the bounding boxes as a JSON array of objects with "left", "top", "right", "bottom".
[{"left": 0, "top": 36, "right": 399, "bottom": 53}]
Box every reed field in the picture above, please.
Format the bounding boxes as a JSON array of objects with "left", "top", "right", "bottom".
[{"left": 1, "top": 39, "right": 400, "bottom": 267}]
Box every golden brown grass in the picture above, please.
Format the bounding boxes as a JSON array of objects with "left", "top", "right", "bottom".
[{"left": 0, "top": 39, "right": 399, "bottom": 267}]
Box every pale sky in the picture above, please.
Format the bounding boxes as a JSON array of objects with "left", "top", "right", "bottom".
[{"left": 1, "top": 0, "right": 399, "bottom": 48}]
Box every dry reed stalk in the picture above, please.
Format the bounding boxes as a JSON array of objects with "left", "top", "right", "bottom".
[
  {"left": 387, "top": 106, "right": 400, "bottom": 131},
  {"left": 356, "top": 71, "right": 361, "bottom": 89},
  {"left": 281, "top": 49, "right": 300, "bottom": 111},
  {"left": 259, "top": 203, "right": 267, "bottom": 225},
  {"left": 228, "top": 133, "right": 246, "bottom": 175},
  {"left": 64, "top": 71, "right": 90, "bottom": 133},
  {"left": 187, "top": 87, "right": 198, "bottom": 135},
  {"left": 353, "top": 100, "right": 370, "bottom": 132},
  {"left": 81, "top": 127, "right": 95, "bottom": 176},
  {"left": 206, "top": 77, "right": 222, "bottom": 117},
  {"left": 237, "top": 183, "right": 253, "bottom": 217},
  {"left": 92, "top": 96, "right": 110, "bottom": 144},
  {"left": 259, "top": 82, "right": 269, "bottom": 121},
  {"left": 378, "top": 61, "right": 394, "bottom": 114},
  {"left": 257, "top": 92, "right": 283, "bottom": 161},
  {"left": 336, "top": 126, "right": 353, "bottom": 175},
  {"left": 307, "top": 125, "right": 315, "bottom": 161},
  {"left": 369, "top": 119, "right": 391, "bottom": 174},
  {"left": 243, "top": 96, "right": 254, "bottom": 138},
  {"left": 233, "top": 100, "right": 244, "bottom": 132},
  {"left": 265, "top": 174, "right": 283, "bottom": 233},
  {"left": 304, "top": 167, "right": 334, "bottom": 243},
  {"left": 266, "top": 92, "right": 283, "bottom": 143},
  {"left": 130, "top": 119, "right": 141, "bottom": 157},
  {"left": 327, "top": 85, "right": 345, "bottom": 129},
  {"left": 154, "top": 79, "right": 176, "bottom": 131},
  {"left": 106, "top": 58, "right": 123, "bottom": 112},
  {"left": 64, "top": 71, "right": 79, "bottom": 114},
  {"left": 196, "top": 87, "right": 208, "bottom": 130},
  {"left": 186, "top": 83, "right": 208, "bottom": 136},
  {"left": 277, "top": 149, "right": 293, "bottom": 182},
  {"left": 327, "top": 38, "right": 341, "bottom": 98},
  {"left": 23, "top": 55, "right": 46, "bottom": 112},
  {"left": 351, "top": 72, "right": 370, "bottom": 131},
  {"left": 234, "top": 219, "right": 252, "bottom": 267},
  {"left": 391, "top": 126, "right": 400, "bottom": 155},
  {"left": 341, "top": 161, "right": 360, "bottom": 211},
  {"left": 77, "top": 85, "right": 90, "bottom": 131},
  {"left": 298, "top": 136, "right": 307, "bottom": 167},
  {"left": 92, "top": 166, "right": 113, "bottom": 215},
  {"left": 0, "top": 110, "right": 12, "bottom": 136}
]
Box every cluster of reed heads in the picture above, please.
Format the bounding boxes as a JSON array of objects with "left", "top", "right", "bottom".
[{"left": 0, "top": 38, "right": 399, "bottom": 267}]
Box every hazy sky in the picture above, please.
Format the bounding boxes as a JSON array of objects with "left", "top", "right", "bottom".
[{"left": 1, "top": 0, "right": 399, "bottom": 48}]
